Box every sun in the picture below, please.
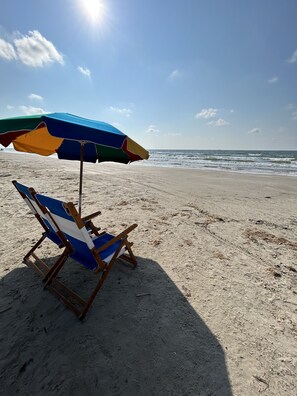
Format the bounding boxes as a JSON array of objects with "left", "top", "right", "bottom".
[{"left": 82, "top": 0, "right": 105, "bottom": 23}]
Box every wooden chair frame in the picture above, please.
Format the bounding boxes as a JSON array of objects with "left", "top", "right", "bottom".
[
  {"left": 12, "top": 180, "right": 101, "bottom": 281},
  {"left": 30, "top": 197, "right": 138, "bottom": 320}
]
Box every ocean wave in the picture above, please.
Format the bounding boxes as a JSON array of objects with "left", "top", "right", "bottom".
[
  {"left": 146, "top": 150, "right": 297, "bottom": 176},
  {"left": 203, "top": 157, "right": 255, "bottom": 163},
  {"left": 4, "top": 147, "right": 297, "bottom": 176}
]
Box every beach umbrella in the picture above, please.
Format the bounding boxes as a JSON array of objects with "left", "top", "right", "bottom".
[{"left": 0, "top": 112, "right": 149, "bottom": 214}]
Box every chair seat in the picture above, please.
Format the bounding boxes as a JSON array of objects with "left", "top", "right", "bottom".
[
  {"left": 93, "top": 233, "right": 123, "bottom": 260},
  {"left": 69, "top": 233, "right": 125, "bottom": 270}
]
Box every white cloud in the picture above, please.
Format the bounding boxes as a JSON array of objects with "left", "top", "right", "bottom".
[
  {"left": 19, "top": 105, "right": 47, "bottom": 115},
  {"left": 248, "top": 128, "right": 261, "bottom": 134},
  {"left": 28, "top": 93, "right": 43, "bottom": 101},
  {"left": 109, "top": 106, "right": 132, "bottom": 117},
  {"left": 14, "top": 30, "right": 64, "bottom": 67},
  {"left": 78, "top": 66, "right": 91, "bottom": 78},
  {"left": 208, "top": 118, "right": 230, "bottom": 127},
  {"left": 292, "top": 111, "right": 297, "bottom": 121},
  {"left": 6, "top": 105, "right": 15, "bottom": 110},
  {"left": 0, "top": 38, "right": 17, "bottom": 60},
  {"left": 9, "top": 30, "right": 64, "bottom": 67},
  {"left": 146, "top": 125, "right": 159, "bottom": 134},
  {"left": 195, "top": 108, "right": 218, "bottom": 119},
  {"left": 287, "top": 49, "right": 297, "bottom": 63},
  {"left": 268, "top": 76, "right": 278, "bottom": 84},
  {"left": 168, "top": 69, "right": 181, "bottom": 80},
  {"left": 285, "top": 103, "right": 295, "bottom": 110}
]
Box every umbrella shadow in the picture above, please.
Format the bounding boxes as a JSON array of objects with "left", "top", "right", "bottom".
[{"left": 0, "top": 256, "right": 232, "bottom": 396}]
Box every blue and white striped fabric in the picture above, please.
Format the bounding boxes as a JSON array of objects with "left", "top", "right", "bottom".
[
  {"left": 14, "top": 181, "right": 62, "bottom": 246},
  {"left": 36, "top": 193, "right": 125, "bottom": 271}
]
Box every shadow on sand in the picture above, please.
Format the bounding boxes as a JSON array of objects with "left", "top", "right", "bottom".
[{"left": 0, "top": 256, "right": 232, "bottom": 395}]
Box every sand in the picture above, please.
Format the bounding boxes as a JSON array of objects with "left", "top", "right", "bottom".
[{"left": 0, "top": 152, "right": 296, "bottom": 395}]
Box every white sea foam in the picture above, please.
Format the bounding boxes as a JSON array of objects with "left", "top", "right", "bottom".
[
  {"left": 2, "top": 147, "right": 297, "bottom": 176},
  {"left": 139, "top": 150, "right": 297, "bottom": 176}
]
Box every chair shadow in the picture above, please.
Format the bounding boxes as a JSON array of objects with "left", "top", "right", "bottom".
[{"left": 0, "top": 255, "right": 232, "bottom": 396}]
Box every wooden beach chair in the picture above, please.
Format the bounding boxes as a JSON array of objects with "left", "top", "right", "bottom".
[
  {"left": 12, "top": 180, "right": 101, "bottom": 278},
  {"left": 34, "top": 193, "right": 138, "bottom": 320}
]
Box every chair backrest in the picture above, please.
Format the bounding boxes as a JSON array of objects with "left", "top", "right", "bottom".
[
  {"left": 13, "top": 180, "right": 46, "bottom": 227},
  {"left": 12, "top": 180, "right": 63, "bottom": 246},
  {"left": 35, "top": 193, "right": 101, "bottom": 270}
]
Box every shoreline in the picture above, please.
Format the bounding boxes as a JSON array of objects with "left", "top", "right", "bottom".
[
  {"left": 135, "top": 162, "right": 297, "bottom": 178},
  {"left": 2, "top": 150, "right": 297, "bottom": 179}
]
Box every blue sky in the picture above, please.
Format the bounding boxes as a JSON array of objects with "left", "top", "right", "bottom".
[{"left": 0, "top": 0, "right": 297, "bottom": 150}]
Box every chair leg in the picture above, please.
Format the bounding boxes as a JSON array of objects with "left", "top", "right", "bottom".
[
  {"left": 79, "top": 240, "right": 128, "bottom": 320},
  {"left": 124, "top": 242, "right": 138, "bottom": 267},
  {"left": 28, "top": 239, "right": 137, "bottom": 320},
  {"left": 80, "top": 241, "right": 137, "bottom": 320},
  {"left": 23, "top": 233, "right": 47, "bottom": 263},
  {"left": 43, "top": 248, "right": 69, "bottom": 287},
  {"left": 79, "top": 263, "right": 112, "bottom": 320}
]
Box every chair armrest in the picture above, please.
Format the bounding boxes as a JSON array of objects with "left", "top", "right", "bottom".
[
  {"left": 95, "top": 224, "right": 138, "bottom": 253},
  {"left": 82, "top": 210, "right": 101, "bottom": 222}
]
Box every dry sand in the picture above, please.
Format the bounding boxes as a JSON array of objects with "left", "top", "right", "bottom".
[{"left": 0, "top": 152, "right": 296, "bottom": 395}]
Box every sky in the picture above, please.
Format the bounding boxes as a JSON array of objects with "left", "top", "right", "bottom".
[{"left": 0, "top": 0, "right": 297, "bottom": 150}]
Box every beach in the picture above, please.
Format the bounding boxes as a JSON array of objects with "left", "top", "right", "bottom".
[{"left": 0, "top": 151, "right": 296, "bottom": 395}]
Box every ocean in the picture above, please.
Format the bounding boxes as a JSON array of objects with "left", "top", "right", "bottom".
[
  {"left": 141, "top": 149, "right": 297, "bottom": 176},
  {"left": 2, "top": 147, "right": 297, "bottom": 176}
]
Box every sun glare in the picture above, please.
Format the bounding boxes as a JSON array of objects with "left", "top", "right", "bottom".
[{"left": 82, "top": 0, "right": 105, "bottom": 23}]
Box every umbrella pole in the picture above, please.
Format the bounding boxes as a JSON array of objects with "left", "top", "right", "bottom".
[{"left": 79, "top": 142, "right": 84, "bottom": 216}]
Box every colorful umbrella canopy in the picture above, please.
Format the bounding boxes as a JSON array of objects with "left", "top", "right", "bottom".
[{"left": 0, "top": 113, "right": 149, "bottom": 213}]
